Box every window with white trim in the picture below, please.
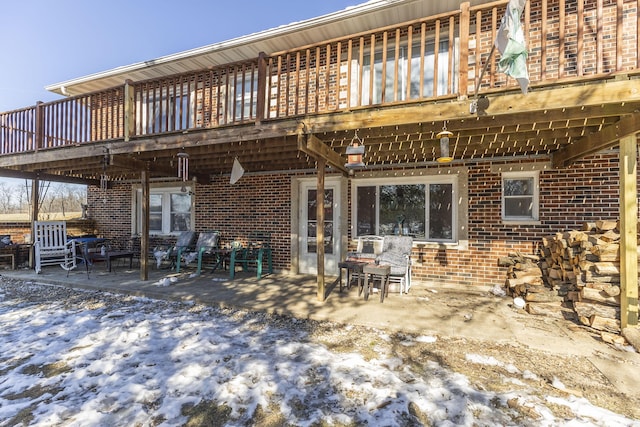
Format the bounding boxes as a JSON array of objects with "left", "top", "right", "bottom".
[
  {"left": 355, "top": 38, "right": 458, "bottom": 106},
  {"left": 502, "top": 171, "right": 539, "bottom": 221},
  {"left": 133, "top": 186, "right": 193, "bottom": 235},
  {"left": 137, "top": 88, "right": 194, "bottom": 135},
  {"left": 353, "top": 176, "right": 457, "bottom": 242}
]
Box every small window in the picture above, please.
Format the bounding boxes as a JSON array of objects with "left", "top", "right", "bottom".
[
  {"left": 502, "top": 172, "right": 539, "bottom": 221},
  {"left": 133, "top": 186, "right": 193, "bottom": 235}
]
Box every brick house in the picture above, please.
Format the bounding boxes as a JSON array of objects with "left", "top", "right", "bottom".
[{"left": 0, "top": 0, "right": 638, "bottom": 323}]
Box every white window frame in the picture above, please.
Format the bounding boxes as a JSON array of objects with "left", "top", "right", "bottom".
[
  {"left": 232, "top": 69, "right": 258, "bottom": 122},
  {"left": 137, "top": 86, "right": 195, "bottom": 135},
  {"left": 131, "top": 185, "right": 194, "bottom": 236},
  {"left": 354, "top": 36, "right": 458, "bottom": 106},
  {"left": 502, "top": 171, "right": 540, "bottom": 222},
  {"left": 351, "top": 175, "right": 458, "bottom": 243}
]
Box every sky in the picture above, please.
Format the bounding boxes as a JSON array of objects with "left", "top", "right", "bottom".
[
  {"left": 0, "top": 0, "right": 362, "bottom": 112},
  {"left": 1, "top": 279, "right": 637, "bottom": 426},
  {"left": 0, "top": 0, "right": 361, "bottom": 189}
]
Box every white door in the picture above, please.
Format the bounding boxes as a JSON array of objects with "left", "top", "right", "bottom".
[{"left": 299, "top": 179, "right": 341, "bottom": 275}]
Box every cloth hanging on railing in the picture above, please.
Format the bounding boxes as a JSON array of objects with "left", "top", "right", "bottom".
[{"left": 495, "top": 0, "right": 529, "bottom": 94}]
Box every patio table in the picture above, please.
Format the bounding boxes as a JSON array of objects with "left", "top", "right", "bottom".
[
  {"left": 88, "top": 250, "right": 134, "bottom": 272},
  {"left": 337, "top": 260, "right": 368, "bottom": 292},
  {"left": 362, "top": 263, "right": 391, "bottom": 302}
]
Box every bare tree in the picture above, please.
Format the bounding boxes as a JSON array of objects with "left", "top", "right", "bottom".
[
  {"left": 0, "top": 182, "right": 14, "bottom": 213},
  {"left": 0, "top": 179, "right": 87, "bottom": 218}
]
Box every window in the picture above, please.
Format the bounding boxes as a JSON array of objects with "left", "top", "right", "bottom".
[
  {"left": 231, "top": 70, "right": 258, "bottom": 122},
  {"left": 133, "top": 186, "right": 193, "bottom": 235},
  {"left": 502, "top": 172, "right": 539, "bottom": 221},
  {"left": 353, "top": 177, "right": 457, "bottom": 242},
  {"left": 356, "top": 38, "right": 457, "bottom": 106},
  {"left": 138, "top": 88, "right": 194, "bottom": 135}
]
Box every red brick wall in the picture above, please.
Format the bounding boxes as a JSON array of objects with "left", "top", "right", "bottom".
[
  {"left": 85, "top": 152, "right": 632, "bottom": 288},
  {"left": 194, "top": 173, "right": 293, "bottom": 270},
  {"left": 412, "top": 152, "right": 625, "bottom": 288}
]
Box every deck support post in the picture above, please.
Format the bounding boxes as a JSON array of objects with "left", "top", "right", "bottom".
[
  {"left": 619, "top": 134, "right": 639, "bottom": 328},
  {"left": 140, "top": 166, "right": 150, "bottom": 281},
  {"left": 29, "top": 176, "right": 40, "bottom": 269},
  {"left": 316, "top": 158, "right": 326, "bottom": 301}
]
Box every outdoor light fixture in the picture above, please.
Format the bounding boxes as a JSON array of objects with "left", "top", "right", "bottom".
[
  {"left": 436, "top": 122, "right": 454, "bottom": 163},
  {"left": 345, "top": 130, "right": 365, "bottom": 171},
  {"left": 177, "top": 149, "right": 189, "bottom": 182},
  {"left": 100, "top": 149, "right": 109, "bottom": 191}
]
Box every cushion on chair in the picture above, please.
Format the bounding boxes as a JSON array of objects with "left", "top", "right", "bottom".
[
  {"left": 381, "top": 236, "right": 413, "bottom": 255},
  {"left": 376, "top": 252, "right": 408, "bottom": 276},
  {"left": 196, "top": 232, "right": 219, "bottom": 252},
  {"left": 176, "top": 231, "right": 198, "bottom": 248},
  {"left": 377, "top": 235, "right": 413, "bottom": 277}
]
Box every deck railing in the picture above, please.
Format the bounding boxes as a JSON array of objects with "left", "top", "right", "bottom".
[{"left": 1, "top": 0, "right": 638, "bottom": 155}]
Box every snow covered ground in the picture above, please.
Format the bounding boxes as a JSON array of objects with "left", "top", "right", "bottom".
[{"left": 0, "top": 280, "right": 638, "bottom": 426}]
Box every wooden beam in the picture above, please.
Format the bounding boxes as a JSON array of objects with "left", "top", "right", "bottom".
[
  {"left": 0, "top": 168, "right": 100, "bottom": 187},
  {"left": 109, "top": 155, "right": 210, "bottom": 184},
  {"left": 307, "top": 78, "right": 640, "bottom": 132},
  {"left": 298, "top": 132, "right": 348, "bottom": 174},
  {"left": 553, "top": 113, "right": 640, "bottom": 168},
  {"left": 619, "top": 134, "right": 639, "bottom": 328}
]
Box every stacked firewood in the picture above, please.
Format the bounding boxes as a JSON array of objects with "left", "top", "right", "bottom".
[
  {"left": 500, "top": 251, "right": 572, "bottom": 319},
  {"left": 540, "top": 219, "right": 624, "bottom": 334},
  {"left": 503, "top": 220, "right": 633, "bottom": 340}
]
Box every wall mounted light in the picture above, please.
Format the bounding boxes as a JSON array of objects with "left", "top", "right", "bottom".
[
  {"left": 345, "top": 130, "right": 365, "bottom": 171},
  {"left": 436, "top": 123, "right": 454, "bottom": 163}
]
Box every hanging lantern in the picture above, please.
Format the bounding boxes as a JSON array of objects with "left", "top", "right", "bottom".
[
  {"left": 436, "top": 123, "right": 454, "bottom": 163},
  {"left": 100, "top": 173, "right": 109, "bottom": 191},
  {"left": 345, "top": 130, "right": 365, "bottom": 170},
  {"left": 177, "top": 150, "right": 189, "bottom": 182},
  {"left": 100, "top": 149, "right": 109, "bottom": 191}
]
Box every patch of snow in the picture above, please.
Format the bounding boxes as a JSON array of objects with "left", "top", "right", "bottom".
[{"left": 0, "top": 281, "right": 637, "bottom": 426}]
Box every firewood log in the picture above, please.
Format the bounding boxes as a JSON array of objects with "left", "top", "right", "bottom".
[
  {"left": 600, "top": 331, "right": 627, "bottom": 345},
  {"left": 526, "top": 302, "right": 572, "bottom": 319},
  {"left": 580, "top": 287, "right": 620, "bottom": 306},
  {"left": 505, "top": 276, "right": 544, "bottom": 288},
  {"left": 595, "top": 219, "right": 618, "bottom": 231},
  {"left": 600, "top": 230, "right": 620, "bottom": 242},
  {"left": 584, "top": 271, "right": 620, "bottom": 284},
  {"left": 524, "top": 291, "right": 564, "bottom": 303},
  {"left": 512, "top": 267, "right": 543, "bottom": 279},
  {"left": 594, "top": 262, "right": 620, "bottom": 275},
  {"left": 573, "top": 301, "right": 620, "bottom": 320},
  {"left": 603, "top": 285, "right": 620, "bottom": 297},
  {"left": 589, "top": 315, "right": 621, "bottom": 333}
]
